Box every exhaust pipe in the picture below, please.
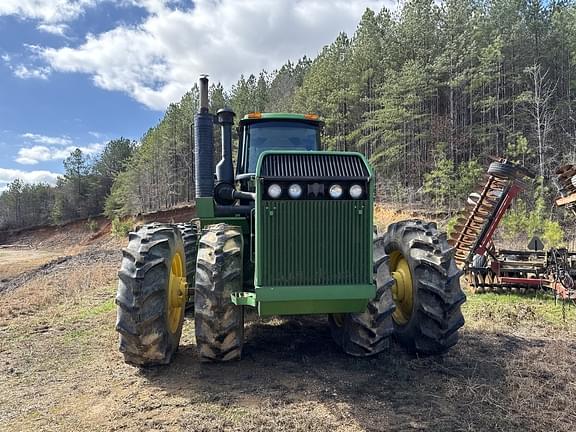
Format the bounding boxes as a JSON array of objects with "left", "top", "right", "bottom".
[{"left": 194, "top": 75, "right": 214, "bottom": 198}]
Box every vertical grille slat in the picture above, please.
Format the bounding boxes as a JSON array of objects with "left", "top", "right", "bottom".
[
  {"left": 260, "top": 200, "right": 371, "bottom": 286},
  {"left": 261, "top": 154, "right": 369, "bottom": 179},
  {"left": 258, "top": 152, "right": 371, "bottom": 287}
]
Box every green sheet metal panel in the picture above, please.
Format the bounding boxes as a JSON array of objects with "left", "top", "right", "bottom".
[
  {"left": 253, "top": 150, "right": 375, "bottom": 315},
  {"left": 257, "top": 199, "right": 372, "bottom": 286}
]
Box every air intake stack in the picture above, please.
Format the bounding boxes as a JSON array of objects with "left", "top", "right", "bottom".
[{"left": 215, "top": 107, "right": 236, "bottom": 186}]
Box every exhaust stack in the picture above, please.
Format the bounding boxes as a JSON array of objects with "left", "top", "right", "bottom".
[{"left": 194, "top": 75, "right": 214, "bottom": 198}]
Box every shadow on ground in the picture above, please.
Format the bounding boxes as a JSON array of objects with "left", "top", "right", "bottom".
[{"left": 138, "top": 315, "right": 546, "bottom": 431}]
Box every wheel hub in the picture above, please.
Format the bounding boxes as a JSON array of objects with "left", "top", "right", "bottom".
[
  {"left": 389, "top": 251, "right": 413, "bottom": 325},
  {"left": 168, "top": 252, "right": 186, "bottom": 333}
]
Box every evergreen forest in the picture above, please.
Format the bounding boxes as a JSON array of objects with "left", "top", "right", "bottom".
[{"left": 2, "top": 0, "right": 576, "bottom": 240}]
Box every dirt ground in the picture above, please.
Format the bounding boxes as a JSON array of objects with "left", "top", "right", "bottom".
[{"left": 1, "top": 218, "right": 576, "bottom": 432}]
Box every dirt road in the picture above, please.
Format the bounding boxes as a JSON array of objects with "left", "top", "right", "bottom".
[{"left": 0, "top": 220, "right": 575, "bottom": 431}]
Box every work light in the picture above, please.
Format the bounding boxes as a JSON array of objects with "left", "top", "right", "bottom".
[
  {"left": 268, "top": 184, "right": 282, "bottom": 199},
  {"left": 349, "top": 185, "right": 363, "bottom": 199},
  {"left": 329, "top": 184, "right": 343, "bottom": 199},
  {"left": 288, "top": 184, "right": 303, "bottom": 199}
]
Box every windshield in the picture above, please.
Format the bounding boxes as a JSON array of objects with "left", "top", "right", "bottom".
[{"left": 245, "top": 121, "right": 320, "bottom": 172}]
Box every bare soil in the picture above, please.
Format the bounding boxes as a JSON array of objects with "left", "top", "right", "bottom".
[{"left": 1, "top": 213, "right": 575, "bottom": 431}]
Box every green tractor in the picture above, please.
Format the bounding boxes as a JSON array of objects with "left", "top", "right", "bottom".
[{"left": 115, "top": 76, "right": 466, "bottom": 366}]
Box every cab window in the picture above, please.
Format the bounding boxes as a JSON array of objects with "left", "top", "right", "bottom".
[{"left": 244, "top": 121, "right": 320, "bottom": 172}]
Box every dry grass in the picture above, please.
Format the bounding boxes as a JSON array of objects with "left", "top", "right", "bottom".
[
  {"left": 373, "top": 204, "right": 422, "bottom": 231},
  {"left": 0, "top": 249, "right": 63, "bottom": 279},
  {"left": 2, "top": 268, "right": 576, "bottom": 431},
  {"left": 0, "top": 262, "right": 116, "bottom": 323}
]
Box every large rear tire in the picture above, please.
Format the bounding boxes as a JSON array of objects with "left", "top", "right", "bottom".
[
  {"left": 176, "top": 222, "right": 199, "bottom": 306},
  {"left": 194, "top": 224, "right": 244, "bottom": 362},
  {"left": 328, "top": 236, "right": 395, "bottom": 356},
  {"left": 383, "top": 220, "right": 466, "bottom": 355},
  {"left": 115, "top": 223, "right": 187, "bottom": 366}
]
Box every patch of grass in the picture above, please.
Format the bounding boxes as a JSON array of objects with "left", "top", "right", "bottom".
[
  {"left": 198, "top": 404, "right": 251, "bottom": 422},
  {"left": 76, "top": 297, "right": 115, "bottom": 320},
  {"left": 62, "top": 328, "right": 94, "bottom": 344},
  {"left": 463, "top": 292, "right": 576, "bottom": 330}
]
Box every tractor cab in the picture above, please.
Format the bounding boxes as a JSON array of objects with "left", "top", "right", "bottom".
[{"left": 236, "top": 113, "right": 323, "bottom": 175}]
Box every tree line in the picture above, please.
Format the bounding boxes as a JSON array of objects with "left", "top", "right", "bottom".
[
  {"left": 2, "top": 0, "right": 576, "bottom": 230},
  {"left": 0, "top": 139, "right": 133, "bottom": 229}
]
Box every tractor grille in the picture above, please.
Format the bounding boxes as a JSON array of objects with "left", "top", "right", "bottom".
[
  {"left": 258, "top": 199, "right": 372, "bottom": 286},
  {"left": 260, "top": 153, "right": 369, "bottom": 179}
]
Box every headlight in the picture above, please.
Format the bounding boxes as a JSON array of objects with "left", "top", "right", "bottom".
[
  {"left": 288, "top": 184, "right": 302, "bottom": 199},
  {"left": 267, "top": 184, "right": 282, "bottom": 199},
  {"left": 329, "top": 184, "right": 343, "bottom": 199},
  {"left": 349, "top": 184, "right": 363, "bottom": 199}
]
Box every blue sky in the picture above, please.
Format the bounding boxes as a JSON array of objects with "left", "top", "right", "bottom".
[{"left": 0, "top": 0, "right": 388, "bottom": 190}]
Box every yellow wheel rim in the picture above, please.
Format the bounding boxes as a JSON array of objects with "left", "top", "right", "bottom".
[
  {"left": 167, "top": 252, "right": 186, "bottom": 334},
  {"left": 389, "top": 250, "right": 413, "bottom": 325}
]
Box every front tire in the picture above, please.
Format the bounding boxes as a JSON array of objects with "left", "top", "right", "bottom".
[
  {"left": 194, "top": 224, "right": 244, "bottom": 362},
  {"left": 329, "top": 236, "right": 395, "bottom": 356},
  {"left": 116, "top": 223, "right": 187, "bottom": 366},
  {"left": 383, "top": 220, "right": 466, "bottom": 355}
]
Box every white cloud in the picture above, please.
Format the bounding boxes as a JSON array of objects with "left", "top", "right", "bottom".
[
  {"left": 0, "top": 168, "right": 60, "bottom": 190},
  {"left": 41, "top": 0, "right": 390, "bottom": 110},
  {"left": 0, "top": 0, "right": 99, "bottom": 24},
  {"left": 15, "top": 143, "right": 105, "bottom": 165},
  {"left": 16, "top": 146, "right": 53, "bottom": 164},
  {"left": 21, "top": 132, "right": 72, "bottom": 146},
  {"left": 37, "top": 23, "right": 69, "bottom": 36},
  {"left": 13, "top": 64, "right": 52, "bottom": 80},
  {"left": 126, "top": 0, "right": 171, "bottom": 14}
]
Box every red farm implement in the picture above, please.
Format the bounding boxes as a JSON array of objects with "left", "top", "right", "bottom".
[{"left": 451, "top": 158, "right": 576, "bottom": 300}]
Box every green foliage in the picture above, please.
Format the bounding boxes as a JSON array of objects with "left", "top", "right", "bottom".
[
  {"left": 111, "top": 217, "right": 133, "bottom": 238},
  {"left": 542, "top": 220, "right": 564, "bottom": 247},
  {"left": 446, "top": 214, "right": 459, "bottom": 237},
  {"left": 506, "top": 135, "right": 532, "bottom": 165},
  {"left": 455, "top": 160, "right": 484, "bottom": 199},
  {"left": 0, "top": 138, "right": 133, "bottom": 229},
  {"left": 86, "top": 219, "right": 98, "bottom": 233},
  {"left": 0, "top": 179, "right": 55, "bottom": 229},
  {"left": 423, "top": 157, "right": 454, "bottom": 208},
  {"left": 5, "top": 0, "right": 576, "bottom": 234},
  {"left": 501, "top": 178, "right": 564, "bottom": 247}
]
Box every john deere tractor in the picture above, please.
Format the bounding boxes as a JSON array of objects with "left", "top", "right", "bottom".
[{"left": 115, "top": 76, "right": 465, "bottom": 366}]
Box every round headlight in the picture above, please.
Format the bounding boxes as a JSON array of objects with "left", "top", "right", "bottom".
[
  {"left": 288, "top": 184, "right": 302, "bottom": 199},
  {"left": 267, "top": 184, "right": 282, "bottom": 199},
  {"left": 349, "top": 184, "right": 363, "bottom": 199},
  {"left": 329, "top": 184, "right": 343, "bottom": 199}
]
